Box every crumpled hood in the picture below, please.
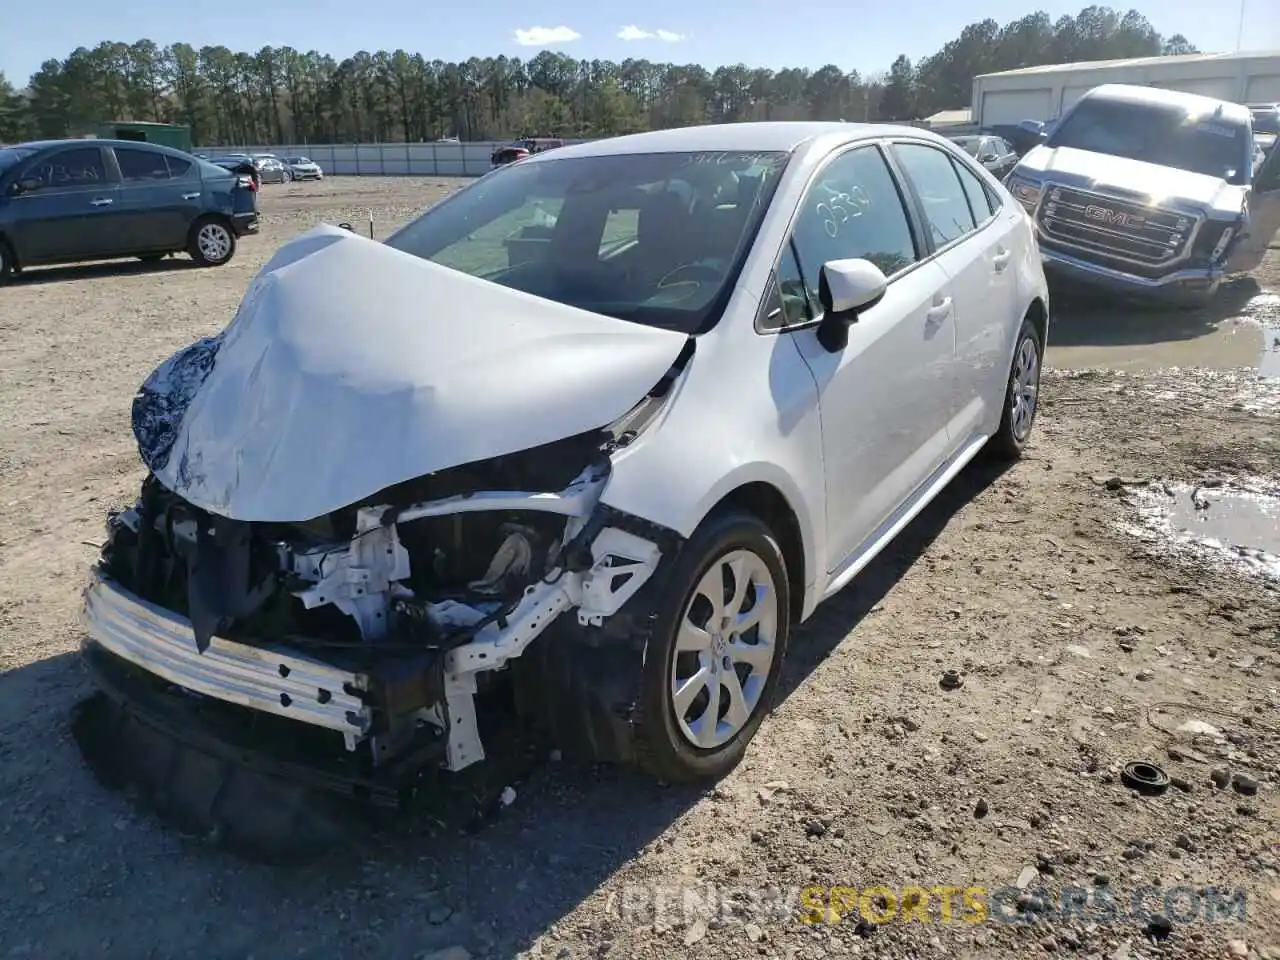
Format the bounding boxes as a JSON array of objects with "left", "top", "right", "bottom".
[
  {"left": 1016, "top": 145, "right": 1247, "bottom": 218},
  {"left": 134, "top": 224, "right": 689, "bottom": 522}
]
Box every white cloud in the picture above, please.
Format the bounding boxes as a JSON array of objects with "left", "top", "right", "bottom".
[
  {"left": 617, "top": 25, "right": 685, "bottom": 41},
  {"left": 513, "top": 26, "right": 582, "bottom": 46}
]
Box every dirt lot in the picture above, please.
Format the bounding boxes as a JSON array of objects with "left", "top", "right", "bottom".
[{"left": 0, "top": 177, "right": 1277, "bottom": 960}]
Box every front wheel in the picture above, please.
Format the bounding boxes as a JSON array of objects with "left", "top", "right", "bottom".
[
  {"left": 0, "top": 241, "right": 12, "bottom": 285},
  {"left": 988, "top": 316, "right": 1043, "bottom": 460},
  {"left": 633, "top": 510, "right": 791, "bottom": 783},
  {"left": 188, "top": 217, "right": 236, "bottom": 267}
]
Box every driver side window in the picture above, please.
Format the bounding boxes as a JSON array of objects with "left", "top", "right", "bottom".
[
  {"left": 21, "top": 147, "right": 107, "bottom": 191},
  {"left": 788, "top": 145, "right": 920, "bottom": 311}
]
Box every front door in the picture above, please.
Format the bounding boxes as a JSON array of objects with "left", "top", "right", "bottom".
[
  {"left": 1227, "top": 145, "right": 1280, "bottom": 275},
  {"left": 8, "top": 146, "right": 119, "bottom": 264},
  {"left": 781, "top": 142, "right": 957, "bottom": 571}
]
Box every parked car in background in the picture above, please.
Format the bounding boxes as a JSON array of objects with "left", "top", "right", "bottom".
[
  {"left": 1007, "top": 84, "right": 1280, "bottom": 305},
  {"left": 282, "top": 155, "right": 324, "bottom": 180},
  {"left": 0, "top": 139, "right": 259, "bottom": 281},
  {"left": 1248, "top": 102, "right": 1278, "bottom": 157},
  {"left": 490, "top": 136, "right": 565, "bottom": 169},
  {"left": 252, "top": 154, "right": 288, "bottom": 184},
  {"left": 951, "top": 134, "right": 1019, "bottom": 179},
  {"left": 80, "top": 121, "right": 1049, "bottom": 861}
]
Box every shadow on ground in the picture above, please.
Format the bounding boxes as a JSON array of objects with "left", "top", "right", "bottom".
[
  {"left": 10, "top": 256, "right": 199, "bottom": 286},
  {"left": 0, "top": 456, "right": 1010, "bottom": 959},
  {"left": 1047, "top": 275, "right": 1261, "bottom": 347}
]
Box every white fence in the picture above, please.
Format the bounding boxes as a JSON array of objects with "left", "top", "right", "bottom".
[{"left": 204, "top": 140, "right": 589, "bottom": 177}]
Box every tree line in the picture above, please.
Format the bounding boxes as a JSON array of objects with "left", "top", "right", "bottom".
[{"left": 0, "top": 6, "right": 1197, "bottom": 148}]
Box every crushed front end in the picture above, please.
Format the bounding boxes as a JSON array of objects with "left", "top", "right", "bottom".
[{"left": 74, "top": 224, "right": 697, "bottom": 860}]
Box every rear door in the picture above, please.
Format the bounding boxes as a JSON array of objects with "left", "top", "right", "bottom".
[
  {"left": 889, "top": 139, "right": 1019, "bottom": 444},
  {"left": 111, "top": 147, "right": 203, "bottom": 252},
  {"left": 7, "top": 146, "right": 119, "bottom": 264}
]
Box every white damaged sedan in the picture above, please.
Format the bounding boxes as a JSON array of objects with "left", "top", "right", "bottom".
[{"left": 79, "top": 122, "right": 1049, "bottom": 858}]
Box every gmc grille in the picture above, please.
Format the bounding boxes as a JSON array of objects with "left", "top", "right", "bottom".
[{"left": 1037, "top": 185, "right": 1196, "bottom": 268}]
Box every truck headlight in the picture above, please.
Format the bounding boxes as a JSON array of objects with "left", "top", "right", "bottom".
[{"left": 1006, "top": 176, "right": 1042, "bottom": 214}]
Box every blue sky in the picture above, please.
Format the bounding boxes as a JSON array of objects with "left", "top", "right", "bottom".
[{"left": 2, "top": 0, "right": 1275, "bottom": 88}]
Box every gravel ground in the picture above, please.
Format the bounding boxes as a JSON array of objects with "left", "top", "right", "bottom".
[{"left": 0, "top": 177, "right": 1277, "bottom": 960}]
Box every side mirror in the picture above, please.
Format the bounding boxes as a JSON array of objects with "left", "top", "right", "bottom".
[
  {"left": 979, "top": 152, "right": 997, "bottom": 163},
  {"left": 816, "top": 258, "right": 887, "bottom": 352}
]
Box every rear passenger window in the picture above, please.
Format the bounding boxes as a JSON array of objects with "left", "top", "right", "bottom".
[
  {"left": 788, "top": 145, "right": 919, "bottom": 304},
  {"left": 166, "top": 156, "right": 192, "bottom": 178},
  {"left": 952, "top": 159, "right": 996, "bottom": 226},
  {"left": 116, "top": 148, "right": 171, "bottom": 181},
  {"left": 892, "top": 142, "right": 977, "bottom": 246}
]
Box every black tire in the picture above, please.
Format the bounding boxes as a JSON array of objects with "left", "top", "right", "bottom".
[
  {"left": 187, "top": 216, "right": 237, "bottom": 267},
  {"left": 0, "top": 240, "right": 12, "bottom": 285},
  {"left": 633, "top": 509, "right": 792, "bottom": 784},
  {"left": 988, "top": 316, "right": 1043, "bottom": 460}
]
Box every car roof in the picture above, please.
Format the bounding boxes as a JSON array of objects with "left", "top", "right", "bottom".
[
  {"left": 524, "top": 121, "right": 950, "bottom": 164},
  {"left": 10, "top": 138, "right": 193, "bottom": 156}
]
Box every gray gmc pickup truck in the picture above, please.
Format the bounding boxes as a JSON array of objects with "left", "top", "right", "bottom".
[{"left": 1006, "top": 83, "right": 1280, "bottom": 305}]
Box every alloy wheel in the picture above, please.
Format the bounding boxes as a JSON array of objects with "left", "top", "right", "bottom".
[
  {"left": 1010, "top": 334, "right": 1040, "bottom": 442},
  {"left": 197, "top": 223, "right": 232, "bottom": 263},
  {"left": 670, "top": 549, "right": 779, "bottom": 749}
]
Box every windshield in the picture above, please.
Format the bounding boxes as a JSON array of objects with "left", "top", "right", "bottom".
[
  {"left": 285, "top": 157, "right": 309, "bottom": 163},
  {"left": 1047, "top": 98, "right": 1251, "bottom": 184},
  {"left": 384, "top": 150, "right": 791, "bottom": 334},
  {"left": 0, "top": 146, "right": 37, "bottom": 177},
  {"left": 953, "top": 137, "right": 981, "bottom": 157}
]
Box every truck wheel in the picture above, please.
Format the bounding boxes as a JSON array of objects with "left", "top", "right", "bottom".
[
  {"left": 632, "top": 510, "right": 791, "bottom": 784},
  {"left": 988, "top": 316, "right": 1042, "bottom": 461},
  {"left": 188, "top": 217, "right": 236, "bottom": 267}
]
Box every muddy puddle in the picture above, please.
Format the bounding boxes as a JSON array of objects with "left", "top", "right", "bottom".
[
  {"left": 1122, "top": 478, "right": 1280, "bottom": 582},
  {"left": 1236, "top": 292, "right": 1280, "bottom": 380}
]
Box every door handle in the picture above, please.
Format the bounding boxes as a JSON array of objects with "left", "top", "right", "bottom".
[
  {"left": 90, "top": 198, "right": 113, "bottom": 206},
  {"left": 925, "top": 297, "right": 952, "bottom": 323},
  {"left": 182, "top": 192, "right": 200, "bottom": 200},
  {"left": 992, "top": 248, "right": 1011, "bottom": 272}
]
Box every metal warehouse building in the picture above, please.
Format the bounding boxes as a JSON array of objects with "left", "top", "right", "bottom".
[{"left": 971, "top": 50, "right": 1280, "bottom": 127}]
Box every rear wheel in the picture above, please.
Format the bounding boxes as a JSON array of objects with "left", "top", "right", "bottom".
[
  {"left": 988, "top": 317, "right": 1042, "bottom": 460},
  {"left": 0, "top": 240, "right": 12, "bottom": 284},
  {"left": 633, "top": 510, "right": 791, "bottom": 783},
  {"left": 188, "top": 217, "right": 236, "bottom": 267}
]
